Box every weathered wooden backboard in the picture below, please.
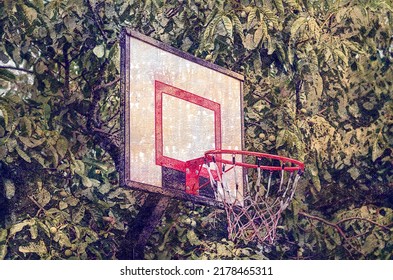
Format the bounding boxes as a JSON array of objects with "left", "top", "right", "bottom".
[{"left": 120, "top": 29, "right": 244, "bottom": 206}]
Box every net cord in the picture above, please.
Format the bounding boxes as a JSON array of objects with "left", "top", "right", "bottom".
[{"left": 204, "top": 151, "right": 303, "bottom": 244}]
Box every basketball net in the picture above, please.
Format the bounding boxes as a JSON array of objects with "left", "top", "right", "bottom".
[{"left": 204, "top": 150, "right": 304, "bottom": 244}]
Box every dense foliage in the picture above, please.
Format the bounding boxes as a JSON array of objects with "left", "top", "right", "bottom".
[{"left": 0, "top": 0, "right": 392, "bottom": 260}]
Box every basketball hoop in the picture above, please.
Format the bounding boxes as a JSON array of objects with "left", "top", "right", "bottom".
[{"left": 188, "top": 150, "right": 304, "bottom": 244}]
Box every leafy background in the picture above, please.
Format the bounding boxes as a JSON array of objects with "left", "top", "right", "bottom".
[{"left": 0, "top": 0, "right": 392, "bottom": 260}]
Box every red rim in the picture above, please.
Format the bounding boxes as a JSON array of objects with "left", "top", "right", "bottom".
[{"left": 204, "top": 149, "right": 305, "bottom": 172}]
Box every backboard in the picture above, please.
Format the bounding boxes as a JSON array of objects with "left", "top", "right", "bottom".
[{"left": 120, "top": 29, "right": 244, "bottom": 207}]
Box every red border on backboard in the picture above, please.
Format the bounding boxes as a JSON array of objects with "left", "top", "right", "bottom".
[{"left": 155, "top": 80, "right": 221, "bottom": 172}]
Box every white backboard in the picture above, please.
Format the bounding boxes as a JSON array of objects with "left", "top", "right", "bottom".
[{"left": 121, "top": 30, "right": 244, "bottom": 206}]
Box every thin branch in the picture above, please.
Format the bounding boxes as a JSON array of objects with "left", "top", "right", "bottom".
[
  {"left": 299, "top": 211, "right": 347, "bottom": 238},
  {"left": 93, "top": 77, "right": 121, "bottom": 93},
  {"left": 87, "top": 77, "right": 120, "bottom": 130},
  {"left": 320, "top": 12, "right": 334, "bottom": 31},
  {"left": 232, "top": 52, "right": 253, "bottom": 72},
  {"left": 104, "top": 109, "right": 120, "bottom": 126},
  {"left": 63, "top": 44, "right": 71, "bottom": 98},
  {"left": 336, "top": 217, "right": 392, "bottom": 231},
  {"left": 86, "top": 0, "right": 108, "bottom": 41},
  {"left": 299, "top": 211, "right": 363, "bottom": 257},
  {"left": 295, "top": 79, "right": 303, "bottom": 111},
  {"left": 245, "top": 121, "right": 262, "bottom": 127},
  {"left": 28, "top": 195, "right": 47, "bottom": 216},
  {"left": 0, "top": 65, "right": 34, "bottom": 75},
  {"left": 252, "top": 90, "right": 273, "bottom": 105},
  {"left": 298, "top": 211, "right": 393, "bottom": 258}
]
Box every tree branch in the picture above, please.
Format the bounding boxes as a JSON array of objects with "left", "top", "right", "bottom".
[
  {"left": 118, "top": 193, "right": 171, "bottom": 259},
  {"left": 299, "top": 211, "right": 347, "bottom": 239},
  {"left": 298, "top": 211, "right": 393, "bottom": 258},
  {"left": 92, "top": 77, "right": 121, "bottom": 92},
  {"left": 86, "top": 0, "right": 108, "bottom": 41},
  {"left": 0, "top": 65, "right": 34, "bottom": 75},
  {"left": 63, "top": 44, "right": 71, "bottom": 98},
  {"left": 28, "top": 195, "right": 47, "bottom": 216},
  {"left": 299, "top": 211, "right": 363, "bottom": 257},
  {"left": 87, "top": 77, "right": 120, "bottom": 130},
  {"left": 336, "top": 217, "right": 392, "bottom": 231}
]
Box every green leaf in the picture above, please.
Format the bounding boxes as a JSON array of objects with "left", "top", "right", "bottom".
[
  {"left": 274, "top": 0, "right": 285, "bottom": 14},
  {"left": 186, "top": 229, "right": 201, "bottom": 246},
  {"left": 31, "top": 151, "right": 46, "bottom": 167},
  {"left": 363, "top": 234, "right": 378, "bottom": 255},
  {"left": 12, "top": 48, "right": 22, "bottom": 64},
  {"left": 267, "top": 35, "right": 275, "bottom": 55},
  {"left": 360, "top": 205, "right": 369, "bottom": 218},
  {"left": 362, "top": 102, "right": 374, "bottom": 110},
  {"left": 29, "top": 224, "right": 38, "bottom": 240},
  {"left": 247, "top": 8, "right": 257, "bottom": 30},
  {"left": 6, "top": 138, "right": 17, "bottom": 153},
  {"left": 73, "top": 160, "right": 85, "bottom": 176},
  {"left": 348, "top": 167, "right": 360, "bottom": 180},
  {"left": 48, "top": 144, "right": 59, "bottom": 166},
  {"left": 325, "top": 237, "right": 336, "bottom": 251},
  {"left": 254, "top": 22, "right": 267, "bottom": 46},
  {"left": 58, "top": 232, "right": 72, "bottom": 248},
  {"left": 286, "top": 0, "right": 302, "bottom": 11},
  {"left": 72, "top": 205, "right": 85, "bottom": 224},
  {"left": 19, "top": 117, "right": 32, "bottom": 137},
  {"left": 0, "top": 50, "right": 10, "bottom": 64},
  {"left": 19, "top": 240, "right": 47, "bottom": 256},
  {"left": 290, "top": 17, "right": 307, "bottom": 39},
  {"left": 334, "top": 49, "right": 348, "bottom": 66},
  {"left": 98, "top": 183, "right": 111, "bottom": 194},
  {"left": 372, "top": 138, "right": 384, "bottom": 162},
  {"left": 3, "top": 179, "right": 15, "bottom": 199},
  {"left": 260, "top": 7, "right": 276, "bottom": 23},
  {"left": 144, "top": 0, "right": 152, "bottom": 10},
  {"left": 309, "top": 165, "right": 321, "bottom": 192},
  {"left": 0, "top": 69, "right": 16, "bottom": 81},
  {"left": 275, "top": 129, "right": 287, "bottom": 148},
  {"left": 36, "top": 188, "right": 51, "bottom": 207},
  {"left": 231, "top": 14, "right": 244, "bottom": 41},
  {"left": 59, "top": 201, "right": 68, "bottom": 210},
  {"left": 244, "top": 33, "right": 255, "bottom": 50},
  {"left": 65, "top": 196, "right": 79, "bottom": 206},
  {"left": 222, "top": 16, "right": 233, "bottom": 39},
  {"left": 216, "top": 243, "right": 231, "bottom": 257},
  {"left": 43, "top": 103, "right": 51, "bottom": 120},
  {"left": 93, "top": 45, "right": 105, "bottom": 58},
  {"left": 37, "top": 27, "right": 47, "bottom": 38},
  {"left": 288, "top": 44, "right": 295, "bottom": 65},
  {"left": 64, "top": 15, "right": 77, "bottom": 32},
  {"left": 9, "top": 219, "right": 35, "bottom": 237},
  {"left": 56, "top": 136, "right": 68, "bottom": 159},
  {"left": 82, "top": 158, "right": 109, "bottom": 172},
  {"left": 336, "top": 7, "right": 348, "bottom": 23},
  {"left": 0, "top": 228, "right": 7, "bottom": 242},
  {"left": 82, "top": 227, "right": 99, "bottom": 243},
  {"left": 0, "top": 144, "right": 6, "bottom": 160},
  {"left": 81, "top": 176, "right": 93, "bottom": 188},
  {"left": 203, "top": 8, "right": 218, "bottom": 28},
  {"left": 202, "top": 13, "right": 222, "bottom": 45},
  {"left": 19, "top": 136, "right": 46, "bottom": 148},
  {"left": 36, "top": 219, "right": 50, "bottom": 238},
  {"left": 35, "top": 61, "right": 47, "bottom": 74},
  {"left": 22, "top": 5, "right": 38, "bottom": 23},
  {"left": 0, "top": 245, "right": 7, "bottom": 260},
  {"left": 0, "top": 103, "right": 9, "bottom": 129}
]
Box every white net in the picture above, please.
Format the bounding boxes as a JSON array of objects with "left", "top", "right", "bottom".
[{"left": 205, "top": 151, "right": 303, "bottom": 244}]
